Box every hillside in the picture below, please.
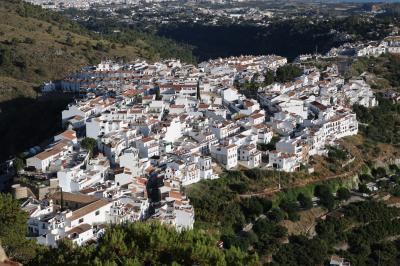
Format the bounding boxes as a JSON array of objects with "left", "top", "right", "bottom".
[
  {"left": 0, "top": 0, "right": 134, "bottom": 101},
  {"left": 0, "top": 0, "right": 194, "bottom": 162},
  {"left": 0, "top": 0, "right": 196, "bottom": 102}
]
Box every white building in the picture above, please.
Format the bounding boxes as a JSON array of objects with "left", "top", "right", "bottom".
[
  {"left": 276, "top": 137, "right": 309, "bottom": 163},
  {"left": 341, "top": 79, "right": 377, "bottom": 108},
  {"left": 54, "top": 130, "right": 78, "bottom": 146},
  {"left": 57, "top": 156, "right": 109, "bottom": 192},
  {"left": 135, "top": 137, "right": 160, "bottom": 159},
  {"left": 252, "top": 124, "right": 273, "bottom": 144},
  {"left": 211, "top": 121, "right": 241, "bottom": 140},
  {"left": 26, "top": 140, "right": 73, "bottom": 172},
  {"left": 163, "top": 117, "right": 183, "bottom": 143},
  {"left": 357, "top": 45, "right": 386, "bottom": 57},
  {"left": 267, "top": 151, "right": 299, "bottom": 172},
  {"left": 24, "top": 194, "right": 111, "bottom": 247},
  {"left": 221, "top": 87, "right": 240, "bottom": 102},
  {"left": 197, "top": 156, "right": 218, "bottom": 180},
  {"left": 115, "top": 148, "right": 143, "bottom": 187},
  {"left": 210, "top": 144, "right": 238, "bottom": 170},
  {"left": 238, "top": 144, "right": 262, "bottom": 168},
  {"left": 109, "top": 196, "right": 149, "bottom": 223}
]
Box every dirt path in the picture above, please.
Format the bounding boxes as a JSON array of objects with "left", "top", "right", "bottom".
[
  {"left": 239, "top": 134, "right": 400, "bottom": 199},
  {"left": 240, "top": 162, "right": 363, "bottom": 198},
  {"left": 240, "top": 140, "right": 366, "bottom": 198}
]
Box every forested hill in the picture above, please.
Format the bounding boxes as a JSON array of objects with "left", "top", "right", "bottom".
[
  {"left": 0, "top": 0, "right": 194, "bottom": 162},
  {"left": 157, "top": 14, "right": 395, "bottom": 62},
  {"left": 0, "top": 0, "right": 194, "bottom": 102}
]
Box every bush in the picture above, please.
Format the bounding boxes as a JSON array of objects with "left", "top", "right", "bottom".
[
  {"left": 314, "top": 184, "right": 331, "bottom": 198},
  {"left": 279, "top": 200, "right": 300, "bottom": 214},
  {"left": 243, "top": 168, "right": 266, "bottom": 180},
  {"left": 253, "top": 218, "right": 287, "bottom": 239},
  {"left": 241, "top": 198, "right": 264, "bottom": 219},
  {"left": 273, "top": 235, "right": 328, "bottom": 266},
  {"left": 276, "top": 64, "right": 302, "bottom": 83},
  {"left": 297, "top": 193, "right": 313, "bottom": 209},
  {"left": 228, "top": 182, "right": 248, "bottom": 194},
  {"left": 257, "top": 136, "right": 281, "bottom": 151},
  {"left": 268, "top": 208, "right": 287, "bottom": 222},
  {"left": 259, "top": 198, "right": 272, "bottom": 214},
  {"left": 327, "top": 146, "right": 348, "bottom": 162},
  {"left": 315, "top": 184, "right": 335, "bottom": 210},
  {"left": 359, "top": 174, "right": 373, "bottom": 182},
  {"left": 389, "top": 164, "right": 399, "bottom": 173},
  {"left": 337, "top": 187, "right": 351, "bottom": 201},
  {"left": 371, "top": 167, "right": 387, "bottom": 179},
  {"left": 359, "top": 183, "right": 370, "bottom": 194},
  {"left": 24, "top": 37, "right": 35, "bottom": 44},
  {"left": 288, "top": 212, "right": 300, "bottom": 222}
]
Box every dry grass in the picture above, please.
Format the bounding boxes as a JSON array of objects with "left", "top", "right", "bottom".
[
  {"left": 311, "top": 135, "right": 400, "bottom": 179},
  {"left": 280, "top": 207, "right": 326, "bottom": 237},
  {"left": 0, "top": 76, "right": 36, "bottom": 102},
  {"left": 0, "top": 2, "right": 139, "bottom": 102}
]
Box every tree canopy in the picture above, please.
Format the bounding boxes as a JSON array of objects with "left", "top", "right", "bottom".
[
  {"left": 81, "top": 137, "right": 97, "bottom": 157},
  {"left": 0, "top": 193, "right": 36, "bottom": 264},
  {"left": 29, "top": 222, "right": 259, "bottom": 266},
  {"left": 275, "top": 65, "right": 302, "bottom": 83}
]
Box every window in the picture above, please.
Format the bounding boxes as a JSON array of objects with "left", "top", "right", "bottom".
[
  {"left": 95, "top": 210, "right": 100, "bottom": 216},
  {"left": 79, "top": 218, "right": 84, "bottom": 224}
]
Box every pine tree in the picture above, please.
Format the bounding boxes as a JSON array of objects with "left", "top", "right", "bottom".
[{"left": 0, "top": 193, "right": 36, "bottom": 264}]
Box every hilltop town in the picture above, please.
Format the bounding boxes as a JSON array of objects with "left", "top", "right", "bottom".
[
  {"left": 8, "top": 28, "right": 390, "bottom": 248},
  {"left": 3, "top": 0, "right": 400, "bottom": 264}
]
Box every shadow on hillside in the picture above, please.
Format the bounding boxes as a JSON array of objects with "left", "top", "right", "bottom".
[
  {"left": 157, "top": 24, "right": 342, "bottom": 62},
  {"left": 0, "top": 93, "right": 73, "bottom": 162}
]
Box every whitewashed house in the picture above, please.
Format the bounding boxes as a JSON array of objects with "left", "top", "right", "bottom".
[{"left": 210, "top": 144, "right": 238, "bottom": 170}]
